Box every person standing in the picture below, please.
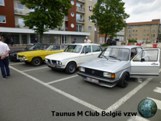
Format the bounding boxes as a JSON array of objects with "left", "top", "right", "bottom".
[
  {"left": 0, "top": 34, "right": 10, "bottom": 78},
  {"left": 84, "top": 36, "right": 91, "bottom": 43}
]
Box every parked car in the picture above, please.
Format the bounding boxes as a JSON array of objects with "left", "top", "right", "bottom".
[
  {"left": 17, "top": 45, "right": 63, "bottom": 66},
  {"left": 77, "top": 46, "right": 160, "bottom": 88},
  {"left": 9, "top": 43, "right": 50, "bottom": 61},
  {"left": 45, "top": 43, "right": 102, "bottom": 74}
]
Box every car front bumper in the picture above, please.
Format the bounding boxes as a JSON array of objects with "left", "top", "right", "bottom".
[
  {"left": 77, "top": 71, "right": 118, "bottom": 88},
  {"left": 45, "top": 61, "right": 65, "bottom": 69}
]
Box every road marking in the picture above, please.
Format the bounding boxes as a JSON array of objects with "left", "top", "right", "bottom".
[
  {"left": 10, "top": 65, "right": 161, "bottom": 113},
  {"left": 47, "top": 75, "right": 78, "bottom": 85},
  {"left": 23, "top": 66, "right": 48, "bottom": 72},
  {"left": 147, "top": 97, "right": 161, "bottom": 110},
  {"left": 127, "top": 115, "right": 149, "bottom": 121},
  {"left": 105, "top": 78, "right": 152, "bottom": 112},
  {"left": 10, "top": 66, "right": 103, "bottom": 112},
  {"left": 153, "top": 87, "right": 161, "bottom": 94},
  {"left": 105, "top": 69, "right": 161, "bottom": 112},
  {"left": 10, "top": 62, "right": 23, "bottom": 66}
]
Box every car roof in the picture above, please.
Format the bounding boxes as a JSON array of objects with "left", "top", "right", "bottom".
[
  {"left": 68, "top": 43, "right": 100, "bottom": 46},
  {"left": 109, "top": 45, "right": 141, "bottom": 49}
]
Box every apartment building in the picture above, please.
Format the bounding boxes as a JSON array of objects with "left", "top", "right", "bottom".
[
  {"left": 0, "top": 0, "right": 97, "bottom": 45},
  {"left": 125, "top": 19, "right": 161, "bottom": 43}
]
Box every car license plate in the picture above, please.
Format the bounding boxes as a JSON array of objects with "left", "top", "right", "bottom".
[{"left": 86, "top": 77, "right": 98, "bottom": 83}]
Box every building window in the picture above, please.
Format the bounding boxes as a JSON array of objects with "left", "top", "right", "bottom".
[
  {"left": 18, "top": 18, "right": 25, "bottom": 27},
  {"left": 89, "top": 6, "right": 92, "bottom": 11},
  {"left": 88, "top": 26, "right": 92, "bottom": 31},
  {"left": 76, "top": 24, "right": 83, "bottom": 32},
  {"left": 0, "top": 15, "right": 6, "bottom": 23},
  {"left": 71, "top": 12, "right": 75, "bottom": 17},
  {"left": 71, "top": 23, "right": 74, "bottom": 28},
  {"left": 17, "top": 3, "right": 24, "bottom": 9},
  {"left": 71, "top": 0, "right": 74, "bottom": 5},
  {"left": 0, "top": 0, "right": 4, "bottom": 6}
]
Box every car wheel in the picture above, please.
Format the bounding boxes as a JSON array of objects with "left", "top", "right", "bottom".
[
  {"left": 65, "top": 62, "right": 77, "bottom": 74},
  {"left": 31, "top": 57, "right": 42, "bottom": 66},
  {"left": 117, "top": 73, "right": 129, "bottom": 88}
]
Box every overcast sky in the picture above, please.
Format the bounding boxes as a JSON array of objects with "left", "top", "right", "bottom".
[{"left": 122, "top": 0, "right": 161, "bottom": 23}]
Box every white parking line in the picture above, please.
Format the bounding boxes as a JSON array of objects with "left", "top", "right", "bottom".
[
  {"left": 127, "top": 115, "right": 149, "bottom": 121},
  {"left": 10, "top": 62, "right": 24, "bottom": 66},
  {"left": 105, "top": 78, "right": 152, "bottom": 112},
  {"left": 10, "top": 66, "right": 103, "bottom": 112},
  {"left": 153, "top": 87, "right": 161, "bottom": 94},
  {"left": 147, "top": 97, "right": 161, "bottom": 110},
  {"left": 105, "top": 69, "right": 161, "bottom": 112},
  {"left": 10, "top": 65, "right": 161, "bottom": 114},
  {"left": 23, "top": 66, "right": 48, "bottom": 72},
  {"left": 47, "top": 75, "right": 78, "bottom": 85}
]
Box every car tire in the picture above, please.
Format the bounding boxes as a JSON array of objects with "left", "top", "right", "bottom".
[
  {"left": 31, "top": 57, "right": 42, "bottom": 66},
  {"left": 117, "top": 73, "right": 129, "bottom": 88},
  {"left": 65, "top": 62, "right": 77, "bottom": 74}
]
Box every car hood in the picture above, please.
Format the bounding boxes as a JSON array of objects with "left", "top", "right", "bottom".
[
  {"left": 18, "top": 50, "right": 63, "bottom": 56},
  {"left": 45, "top": 52, "right": 79, "bottom": 61},
  {"left": 80, "top": 58, "right": 129, "bottom": 73}
]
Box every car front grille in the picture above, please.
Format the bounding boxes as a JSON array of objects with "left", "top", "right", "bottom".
[
  {"left": 85, "top": 68, "right": 103, "bottom": 77},
  {"left": 47, "top": 59, "right": 56, "bottom": 65}
]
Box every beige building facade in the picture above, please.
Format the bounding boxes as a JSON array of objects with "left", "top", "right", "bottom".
[{"left": 125, "top": 19, "right": 160, "bottom": 43}]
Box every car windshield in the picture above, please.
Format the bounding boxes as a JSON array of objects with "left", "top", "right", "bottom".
[
  {"left": 64, "top": 45, "right": 82, "bottom": 53},
  {"left": 100, "top": 47, "right": 130, "bottom": 61},
  {"left": 46, "top": 45, "right": 60, "bottom": 50}
]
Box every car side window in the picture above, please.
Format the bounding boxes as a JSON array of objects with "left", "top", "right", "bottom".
[
  {"left": 131, "top": 48, "right": 137, "bottom": 59},
  {"left": 92, "top": 45, "right": 101, "bottom": 52},
  {"left": 82, "top": 45, "right": 91, "bottom": 53},
  {"left": 133, "top": 49, "right": 158, "bottom": 62}
]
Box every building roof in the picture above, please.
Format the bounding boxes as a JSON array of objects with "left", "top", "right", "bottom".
[
  {"left": 0, "top": 27, "right": 90, "bottom": 36},
  {"left": 127, "top": 19, "right": 160, "bottom": 26}
]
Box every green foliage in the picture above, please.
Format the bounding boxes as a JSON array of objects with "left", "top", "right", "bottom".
[
  {"left": 20, "top": 0, "right": 71, "bottom": 42},
  {"left": 91, "top": 0, "right": 129, "bottom": 41},
  {"left": 128, "top": 39, "right": 137, "bottom": 43}
]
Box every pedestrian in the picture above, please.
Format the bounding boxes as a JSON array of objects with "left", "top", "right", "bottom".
[
  {"left": 72, "top": 38, "right": 76, "bottom": 43},
  {"left": 0, "top": 34, "right": 10, "bottom": 79},
  {"left": 84, "top": 36, "right": 91, "bottom": 43},
  {"left": 10, "top": 37, "right": 14, "bottom": 46}
]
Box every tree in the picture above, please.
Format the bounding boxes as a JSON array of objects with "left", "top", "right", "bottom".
[
  {"left": 20, "top": 0, "right": 71, "bottom": 42},
  {"left": 91, "top": 0, "right": 129, "bottom": 43}
]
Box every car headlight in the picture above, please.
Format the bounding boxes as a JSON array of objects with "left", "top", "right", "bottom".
[
  {"left": 22, "top": 56, "right": 26, "bottom": 59},
  {"left": 56, "top": 61, "right": 62, "bottom": 65},
  {"left": 103, "top": 72, "right": 115, "bottom": 79},
  {"left": 79, "top": 67, "right": 85, "bottom": 72}
]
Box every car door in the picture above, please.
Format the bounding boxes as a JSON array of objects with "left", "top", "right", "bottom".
[
  {"left": 78, "top": 45, "right": 93, "bottom": 65},
  {"left": 91, "top": 45, "right": 102, "bottom": 57},
  {"left": 130, "top": 48, "right": 160, "bottom": 77}
]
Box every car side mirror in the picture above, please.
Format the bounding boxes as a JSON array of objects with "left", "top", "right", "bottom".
[{"left": 141, "top": 58, "right": 145, "bottom": 62}]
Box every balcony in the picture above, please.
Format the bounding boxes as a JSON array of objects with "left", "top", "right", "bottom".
[
  {"left": 14, "top": 9, "right": 26, "bottom": 16},
  {"left": 76, "top": 7, "right": 85, "bottom": 13},
  {"left": 76, "top": 19, "right": 84, "bottom": 24},
  {"left": 77, "top": 0, "right": 85, "bottom": 3}
]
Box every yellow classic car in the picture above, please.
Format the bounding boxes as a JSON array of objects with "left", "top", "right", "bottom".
[{"left": 17, "top": 45, "right": 63, "bottom": 66}]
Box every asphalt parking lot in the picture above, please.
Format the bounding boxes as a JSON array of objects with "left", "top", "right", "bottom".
[{"left": 0, "top": 61, "right": 161, "bottom": 121}]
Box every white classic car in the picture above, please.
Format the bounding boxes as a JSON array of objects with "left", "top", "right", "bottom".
[
  {"left": 78, "top": 46, "right": 160, "bottom": 88},
  {"left": 45, "top": 43, "right": 102, "bottom": 74}
]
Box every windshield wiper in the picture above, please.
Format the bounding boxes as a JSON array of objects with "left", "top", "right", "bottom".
[
  {"left": 100, "top": 55, "right": 108, "bottom": 60},
  {"left": 109, "top": 55, "right": 121, "bottom": 61}
]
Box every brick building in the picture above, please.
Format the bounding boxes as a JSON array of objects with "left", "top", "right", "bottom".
[{"left": 0, "top": 0, "right": 98, "bottom": 44}]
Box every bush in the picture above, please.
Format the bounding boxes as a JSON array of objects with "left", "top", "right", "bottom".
[{"left": 128, "top": 39, "right": 137, "bottom": 43}]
